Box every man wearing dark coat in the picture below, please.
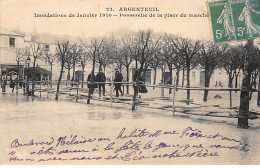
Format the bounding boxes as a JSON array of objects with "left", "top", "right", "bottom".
[
  {"left": 87, "top": 71, "right": 96, "bottom": 95},
  {"left": 1, "top": 77, "right": 7, "bottom": 92},
  {"left": 96, "top": 68, "right": 106, "bottom": 97},
  {"left": 114, "top": 69, "right": 123, "bottom": 97}
]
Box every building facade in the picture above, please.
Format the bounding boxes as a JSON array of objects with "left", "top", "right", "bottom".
[
  {"left": 0, "top": 27, "right": 25, "bottom": 82},
  {"left": 0, "top": 27, "right": 246, "bottom": 89}
]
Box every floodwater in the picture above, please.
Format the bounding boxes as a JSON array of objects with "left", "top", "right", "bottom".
[{"left": 0, "top": 87, "right": 260, "bottom": 165}]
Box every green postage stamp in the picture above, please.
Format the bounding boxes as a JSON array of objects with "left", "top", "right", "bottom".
[{"left": 209, "top": 0, "right": 260, "bottom": 43}]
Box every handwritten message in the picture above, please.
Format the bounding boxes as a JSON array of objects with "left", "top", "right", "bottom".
[{"left": 7, "top": 126, "right": 249, "bottom": 163}]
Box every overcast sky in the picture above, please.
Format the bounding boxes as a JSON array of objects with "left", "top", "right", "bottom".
[{"left": 0, "top": 0, "right": 211, "bottom": 40}]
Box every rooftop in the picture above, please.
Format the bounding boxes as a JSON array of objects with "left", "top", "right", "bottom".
[{"left": 0, "top": 27, "right": 24, "bottom": 37}]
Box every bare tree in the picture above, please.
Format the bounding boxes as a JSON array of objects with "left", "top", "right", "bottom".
[
  {"left": 121, "top": 35, "right": 135, "bottom": 94},
  {"left": 248, "top": 45, "right": 260, "bottom": 100},
  {"left": 79, "top": 47, "right": 91, "bottom": 88},
  {"left": 69, "top": 44, "right": 82, "bottom": 82},
  {"left": 134, "top": 30, "right": 162, "bottom": 83},
  {"left": 64, "top": 47, "right": 74, "bottom": 81},
  {"left": 149, "top": 50, "right": 162, "bottom": 89},
  {"left": 98, "top": 37, "right": 115, "bottom": 72},
  {"left": 221, "top": 45, "right": 244, "bottom": 89},
  {"left": 43, "top": 51, "right": 56, "bottom": 88},
  {"left": 199, "top": 42, "right": 226, "bottom": 101},
  {"left": 82, "top": 37, "right": 106, "bottom": 78},
  {"left": 172, "top": 37, "right": 201, "bottom": 101},
  {"left": 238, "top": 39, "right": 254, "bottom": 128},
  {"left": 112, "top": 41, "right": 124, "bottom": 72},
  {"left": 55, "top": 41, "right": 69, "bottom": 100},
  {"left": 163, "top": 35, "right": 185, "bottom": 87},
  {"left": 161, "top": 34, "right": 176, "bottom": 93},
  {"left": 15, "top": 48, "right": 25, "bottom": 82},
  {"left": 30, "top": 43, "right": 43, "bottom": 95}
]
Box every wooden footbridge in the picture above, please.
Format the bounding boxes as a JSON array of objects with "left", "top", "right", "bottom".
[{"left": 16, "top": 79, "right": 260, "bottom": 122}]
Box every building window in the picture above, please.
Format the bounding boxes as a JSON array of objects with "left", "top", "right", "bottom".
[
  {"left": 9, "top": 38, "right": 15, "bottom": 47},
  {"left": 45, "top": 45, "right": 50, "bottom": 51},
  {"left": 192, "top": 71, "right": 195, "bottom": 77}
]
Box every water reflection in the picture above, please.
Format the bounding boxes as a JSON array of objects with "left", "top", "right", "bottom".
[
  {"left": 1, "top": 92, "right": 260, "bottom": 164},
  {"left": 239, "top": 130, "right": 250, "bottom": 164},
  {"left": 131, "top": 109, "right": 144, "bottom": 119}
]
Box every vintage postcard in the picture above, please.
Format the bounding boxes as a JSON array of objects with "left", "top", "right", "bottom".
[{"left": 0, "top": 0, "right": 260, "bottom": 165}]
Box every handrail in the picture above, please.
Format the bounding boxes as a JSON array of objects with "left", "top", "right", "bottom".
[{"left": 1, "top": 80, "right": 260, "bottom": 92}]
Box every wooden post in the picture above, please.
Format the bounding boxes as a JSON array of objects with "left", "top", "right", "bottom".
[
  {"left": 172, "top": 77, "right": 177, "bottom": 115},
  {"left": 16, "top": 79, "right": 18, "bottom": 94},
  {"left": 47, "top": 84, "right": 49, "bottom": 98},
  {"left": 238, "top": 39, "right": 252, "bottom": 129},
  {"left": 132, "top": 83, "right": 137, "bottom": 111},
  {"left": 23, "top": 80, "right": 26, "bottom": 95},
  {"left": 257, "top": 72, "right": 260, "bottom": 106},
  {"left": 161, "top": 84, "right": 164, "bottom": 98},
  {"left": 40, "top": 81, "right": 42, "bottom": 97},
  {"left": 87, "top": 82, "right": 91, "bottom": 104},
  {"left": 76, "top": 82, "right": 79, "bottom": 102},
  {"left": 110, "top": 81, "right": 113, "bottom": 107},
  {"left": 229, "top": 90, "right": 232, "bottom": 107}
]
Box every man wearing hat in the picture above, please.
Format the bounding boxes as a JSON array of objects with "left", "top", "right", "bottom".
[
  {"left": 114, "top": 69, "right": 123, "bottom": 97},
  {"left": 96, "top": 68, "right": 106, "bottom": 97},
  {"left": 87, "top": 71, "right": 96, "bottom": 95}
]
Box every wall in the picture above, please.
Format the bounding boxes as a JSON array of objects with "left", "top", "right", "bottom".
[{"left": 0, "top": 34, "right": 24, "bottom": 64}]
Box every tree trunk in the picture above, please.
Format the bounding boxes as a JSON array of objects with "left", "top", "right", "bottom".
[
  {"left": 81, "top": 67, "right": 85, "bottom": 88},
  {"left": 238, "top": 71, "right": 251, "bottom": 128},
  {"left": 103, "top": 65, "right": 106, "bottom": 73},
  {"left": 17, "top": 61, "right": 20, "bottom": 81},
  {"left": 161, "top": 66, "right": 164, "bottom": 84},
  {"left": 67, "top": 68, "right": 71, "bottom": 80},
  {"left": 56, "top": 66, "right": 64, "bottom": 100},
  {"left": 153, "top": 68, "right": 157, "bottom": 90},
  {"left": 257, "top": 72, "right": 260, "bottom": 106},
  {"left": 238, "top": 40, "right": 252, "bottom": 129},
  {"left": 31, "top": 58, "right": 36, "bottom": 96},
  {"left": 176, "top": 69, "right": 180, "bottom": 86},
  {"left": 249, "top": 72, "right": 253, "bottom": 100},
  {"left": 126, "top": 65, "right": 129, "bottom": 94},
  {"left": 203, "top": 67, "right": 213, "bottom": 102},
  {"left": 249, "top": 72, "right": 257, "bottom": 100},
  {"left": 186, "top": 62, "right": 190, "bottom": 102},
  {"left": 235, "top": 73, "right": 238, "bottom": 93},
  {"left": 228, "top": 74, "right": 233, "bottom": 88},
  {"left": 169, "top": 65, "right": 173, "bottom": 94},
  {"left": 92, "top": 53, "right": 96, "bottom": 78},
  {"left": 50, "top": 63, "right": 53, "bottom": 88},
  {"left": 143, "top": 67, "right": 148, "bottom": 82},
  {"left": 182, "top": 68, "right": 185, "bottom": 88},
  {"left": 72, "top": 62, "right": 76, "bottom": 81}
]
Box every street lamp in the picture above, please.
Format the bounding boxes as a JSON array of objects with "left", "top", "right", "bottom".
[
  {"left": 45, "top": 51, "right": 53, "bottom": 87},
  {"left": 16, "top": 50, "right": 22, "bottom": 80},
  {"left": 26, "top": 56, "right": 31, "bottom": 94}
]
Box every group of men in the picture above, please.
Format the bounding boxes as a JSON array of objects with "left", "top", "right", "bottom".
[
  {"left": 87, "top": 68, "right": 123, "bottom": 97},
  {"left": 1, "top": 77, "right": 17, "bottom": 93}
]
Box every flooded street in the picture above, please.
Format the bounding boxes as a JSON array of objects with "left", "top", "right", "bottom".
[{"left": 0, "top": 89, "right": 260, "bottom": 165}]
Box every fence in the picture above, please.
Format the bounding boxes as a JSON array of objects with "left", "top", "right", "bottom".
[{"left": 1, "top": 78, "right": 260, "bottom": 121}]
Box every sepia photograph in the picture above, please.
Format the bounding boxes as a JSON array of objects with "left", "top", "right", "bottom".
[{"left": 0, "top": 0, "right": 260, "bottom": 165}]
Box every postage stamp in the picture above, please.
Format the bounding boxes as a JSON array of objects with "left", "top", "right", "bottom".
[{"left": 208, "top": 0, "right": 260, "bottom": 43}]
